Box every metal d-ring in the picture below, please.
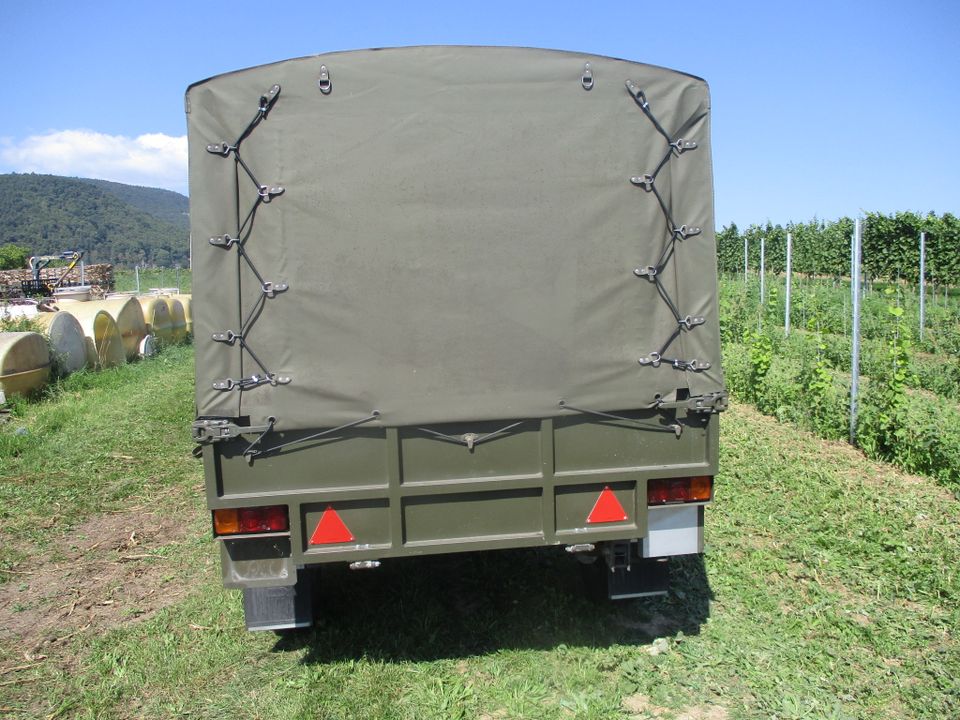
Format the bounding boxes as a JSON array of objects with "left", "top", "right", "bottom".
[{"left": 581, "top": 62, "right": 594, "bottom": 90}]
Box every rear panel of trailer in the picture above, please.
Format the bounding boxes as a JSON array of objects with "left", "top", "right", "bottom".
[{"left": 187, "top": 46, "right": 725, "bottom": 578}]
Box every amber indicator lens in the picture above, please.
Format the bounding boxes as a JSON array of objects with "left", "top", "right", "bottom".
[{"left": 212, "top": 508, "right": 240, "bottom": 535}]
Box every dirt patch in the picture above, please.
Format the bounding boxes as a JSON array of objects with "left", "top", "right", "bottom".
[
  {"left": 0, "top": 488, "right": 200, "bottom": 658},
  {"left": 623, "top": 693, "right": 665, "bottom": 716},
  {"left": 675, "top": 707, "right": 729, "bottom": 720},
  {"left": 477, "top": 711, "right": 507, "bottom": 720},
  {"left": 622, "top": 694, "right": 728, "bottom": 719}
]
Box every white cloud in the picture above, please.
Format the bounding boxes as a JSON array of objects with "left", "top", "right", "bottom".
[{"left": 0, "top": 129, "right": 187, "bottom": 194}]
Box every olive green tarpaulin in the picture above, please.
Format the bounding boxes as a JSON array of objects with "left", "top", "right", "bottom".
[{"left": 186, "top": 46, "right": 724, "bottom": 430}]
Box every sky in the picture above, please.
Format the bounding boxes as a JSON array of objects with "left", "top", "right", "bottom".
[{"left": 1, "top": 0, "right": 957, "bottom": 228}]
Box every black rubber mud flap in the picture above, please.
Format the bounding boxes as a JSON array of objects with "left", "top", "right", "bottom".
[
  {"left": 579, "top": 545, "right": 671, "bottom": 601},
  {"left": 607, "top": 557, "right": 670, "bottom": 600},
  {"left": 242, "top": 568, "right": 315, "bottom": 631}
]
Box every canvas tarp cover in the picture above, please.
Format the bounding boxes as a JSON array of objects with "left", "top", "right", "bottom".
[{"left": 186, "top": 46, "right": 724, "bottom": 430}]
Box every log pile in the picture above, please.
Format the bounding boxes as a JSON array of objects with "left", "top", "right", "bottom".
[{"left": 0, "top": 264, "right": 114, "bottom": 298}]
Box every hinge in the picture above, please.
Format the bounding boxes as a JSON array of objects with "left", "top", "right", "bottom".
[{"left": 192, "top": 417, "right": 275, "bottom": 444}]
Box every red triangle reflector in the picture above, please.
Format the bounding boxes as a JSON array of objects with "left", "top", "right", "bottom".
[
  {"left": 310, "top": 506, "right": 355, "bottom": 544},
  {"left": 586, "top": 486, "right": 628, "bottom": 523}
]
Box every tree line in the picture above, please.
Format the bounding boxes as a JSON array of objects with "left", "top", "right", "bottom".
[{"left": 717, "top": 211, "right": 960, "bottom": 283}]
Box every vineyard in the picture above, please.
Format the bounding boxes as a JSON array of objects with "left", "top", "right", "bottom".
[
  {"left": 717, "top": 210, "right": 960, "bottom": 282},
  {"left": 719, "top": 270, "right": 960, "bottom": 494}
]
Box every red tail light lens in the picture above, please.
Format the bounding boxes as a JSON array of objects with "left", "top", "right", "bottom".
[
  {"left": 213, "top": 505, "right": 289, "bottom": 536},
  {"left": 648, "top": 481, "right": 670, "bottom": 504},
  {"left": 238, "top": 507, "right": 262, "bottom": 533},
  {"left": 647, "top": 476, "right": 713, "bottom": 505},
  {"left": 669, "top": 479, "right": 690, "bottom": 502},
  {"left": 264, "top": 505, "right": 288, "bottom": 531}
]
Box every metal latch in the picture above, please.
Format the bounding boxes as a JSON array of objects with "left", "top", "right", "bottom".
[
  {"left": 653, "top": 391, "right": 729, "bottom": 414},
  {"left": 192, "top": 417, "right": 275, "bottom": 444}
]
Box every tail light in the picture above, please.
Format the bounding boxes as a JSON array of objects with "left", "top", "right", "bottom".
[
  {"left": 213, "top": 505, "right": 289, "bottom": 536},
  {"left": 647, "top": 476, "right": 712, "bottom": 505}
]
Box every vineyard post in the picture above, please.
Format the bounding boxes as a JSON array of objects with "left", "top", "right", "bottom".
[
  {"left": 850, "top": 218, "right": 863, "bottom": 444},
  {"left": 135, "top": 265, "right": 141, "bottom": 294},
  {"left": 919, "top": 231, "right": 926, "bottom": 341},
  {"left": 744, "top": 236, "right": 749, "bottom": 282},
  {"left": 784, "top": 232, "right": 792, "bottom": 337},
  {"left": 760, "top": 237, "right": 766, "bottom": 304}
]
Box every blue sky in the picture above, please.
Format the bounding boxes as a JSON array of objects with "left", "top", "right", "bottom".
[{"left": 2, "top": 0, "right": 957, "bottom": 228}]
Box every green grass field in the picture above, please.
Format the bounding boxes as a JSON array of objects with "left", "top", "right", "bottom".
[
  {"left": 1, "top": 346, "right": 958, "bottom": 719},
  {"left": 113, "top": 267, "right": 191, "bottom": 295}
]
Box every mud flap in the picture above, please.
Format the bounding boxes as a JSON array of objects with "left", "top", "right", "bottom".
[
  {"left": 608, "top": 557, "right": 670, "bottom": 600},
  {"left": 242, "top": 568, "right": 315, "bottom": 631}
]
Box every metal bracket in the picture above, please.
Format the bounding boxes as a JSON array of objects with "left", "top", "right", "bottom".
[
  {"left": 681, "top": 359, "right": 711, "bottom": 371},
  {"left": 260, "top": 281, "right": 288, "bottom": 298},
  {"left": 206, "top": 142, "right": 235, "bottom": 157},
  {"left": 630, "top": 174, "right": 655, "bottom": 191},
  {"left": 671, "top": 225, "right": 702, "bottom": 240},
  {"left": 679, "top": 315, "right": 706, "bottom": 330},
  {"left": 192, "top": 417, "right": 276, "bottom": 444},
  {"left": 633, "top": 265, "right": 658, "bottom": 281},
  {"left": 212, "top": 330, "right": 240, "bottom": 345},
  {"left": 209, "top": 234, "right": 238, "bottom": 249},
  {"left": 417, "top": 421, "right": 526, "bottom": 451},
  {"left": 638, "top": 352, "right": 662, "bottom": 368},
  {"left": 261, "top": 85, "right": 281, "bottom": 109},
  {"left": 624, "top": 80, "right": 648, "bottom": 108},
  {"left": 581, "top": 62, "right": 594, "bottom": 91},
  {"left": 257, "top": 185, "right": 285, "bottom": 203},
  {"left": 670, "top": 138, "right": 697, "bottom": 155}
]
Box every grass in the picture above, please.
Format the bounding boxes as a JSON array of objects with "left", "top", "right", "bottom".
[
  {"left": 1, "top": 346, "right": 958, "bottom": 718},
  {"left": 0, "top": 344, "right": 196, "bottom": 577},
  {"left": 113, "top": 267, "right": 191, "bottom": 294}
]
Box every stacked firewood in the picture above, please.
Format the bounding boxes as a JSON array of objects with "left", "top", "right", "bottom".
[{"left": 0, "top": 264, "right": 114, "bottom": 298}]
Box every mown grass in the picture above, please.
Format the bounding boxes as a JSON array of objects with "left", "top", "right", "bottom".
[
  {"left": 0, "top": 344, "right": 196, "bottom": 577},
  {"left": 1, "top": 347, "right": 958, "bottom": 719}
]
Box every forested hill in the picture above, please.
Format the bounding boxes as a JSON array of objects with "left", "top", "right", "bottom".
[
  {"left": 0, "top": 173, "right": 188, "bottom": 266},
  {"left": 79, "top": 178, "right": 189, "bottom": 232}
]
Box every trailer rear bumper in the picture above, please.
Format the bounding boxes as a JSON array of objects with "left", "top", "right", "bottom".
[
  {"left": 201, "top": 411, "right": 717, "bottom": 595},
  {"left": 215, "top": 499, "right": 706, "bottom": 589}
]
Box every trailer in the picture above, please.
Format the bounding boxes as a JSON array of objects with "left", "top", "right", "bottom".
[{"left": 187, "top": 46, "right": 726, "bottom": 631}]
